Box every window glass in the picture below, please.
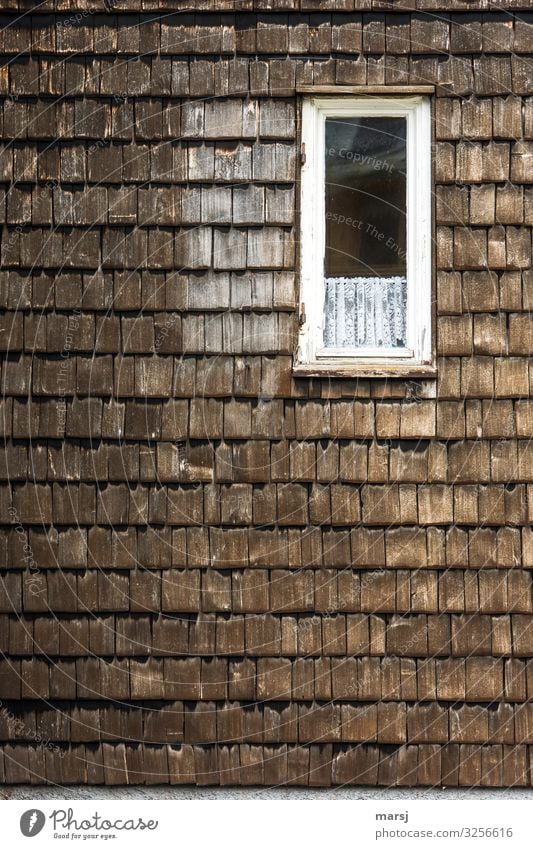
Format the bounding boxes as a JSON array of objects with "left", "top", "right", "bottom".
[{"left": 324, "top": 117, "right": 407, "bottom": 349}]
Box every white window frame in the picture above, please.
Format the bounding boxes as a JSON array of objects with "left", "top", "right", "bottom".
[{"left": 297, "top": 95, "right": 432, "bottom": 372}]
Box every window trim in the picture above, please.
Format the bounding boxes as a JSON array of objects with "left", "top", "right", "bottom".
[{"left": 296, "top": 95, "right": 433, "bottom": 376}]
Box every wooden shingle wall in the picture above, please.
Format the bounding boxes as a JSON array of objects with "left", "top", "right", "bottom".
[{"left": 0, "top": 7, "right": 533, "bottom": 786}]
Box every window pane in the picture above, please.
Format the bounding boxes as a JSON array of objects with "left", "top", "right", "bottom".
[
  {"left": 325, "top": 117, "right": 407, "bottom": 278},
  {"left": 324, "top": 276, "right": 407, "bottom": 348},
  {"left": 324, "top": 116, "right": 407, "bottom": 349}
]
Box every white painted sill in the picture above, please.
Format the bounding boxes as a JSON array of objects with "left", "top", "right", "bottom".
[{"left": 292, "top": 360, "right": 437, "bottom": 379}]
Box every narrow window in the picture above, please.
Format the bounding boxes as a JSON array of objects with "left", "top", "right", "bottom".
[{"left": 297, "top": 96, "right": 432, "bottom": 374}]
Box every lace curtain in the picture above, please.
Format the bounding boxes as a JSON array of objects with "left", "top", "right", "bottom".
[{"left": 324, "top": 276, "right": 407, "bottom": 349}]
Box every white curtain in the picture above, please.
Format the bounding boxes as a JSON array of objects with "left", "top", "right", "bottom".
[{"left": 324, "top": 276, "right": 407, "bottom": 349}]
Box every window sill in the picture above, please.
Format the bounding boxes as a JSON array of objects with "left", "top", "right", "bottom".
[{"left": 293, "top": 361, "right": 437, "bottom": 379}]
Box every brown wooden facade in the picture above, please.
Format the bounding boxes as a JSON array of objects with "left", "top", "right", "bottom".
[{"left": 0, "top": 1, "right": 533, "bottom": 786}]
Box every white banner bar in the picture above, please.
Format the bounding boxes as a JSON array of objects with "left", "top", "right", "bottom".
[{"left": 2, "top": 798, "right": 532, "bottom": 849}]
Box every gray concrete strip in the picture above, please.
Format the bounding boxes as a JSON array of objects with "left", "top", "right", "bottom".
[{"left": 1, "top": 786, "right": 533, "bottom": 801}]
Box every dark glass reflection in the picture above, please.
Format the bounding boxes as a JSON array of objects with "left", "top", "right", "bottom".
[{"left": 325, "top": 117, "right": 407, "bottom": 278}]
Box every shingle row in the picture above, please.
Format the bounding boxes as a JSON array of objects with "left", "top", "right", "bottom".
[
  {"left": 1, "top": 654, "right": 531, "bottom": 701},
  {"left": 5, "top": 700, "right": 533, "bottom": 746},
  {"left": 1, "top": 568, "right": 530, "bottom": 614},
  {"left": 1, "top": 12, "right": 532, "bottom": 56},
  {"left": 0, "top": 524, "right": 531, "bottom": 569},
  {"left": 0, "top": 740, "right": 529, "bottom": 788}
]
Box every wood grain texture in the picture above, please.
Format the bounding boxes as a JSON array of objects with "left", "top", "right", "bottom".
[{"left": 0, "top": 7, "right": 532, "bottom": 787}]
